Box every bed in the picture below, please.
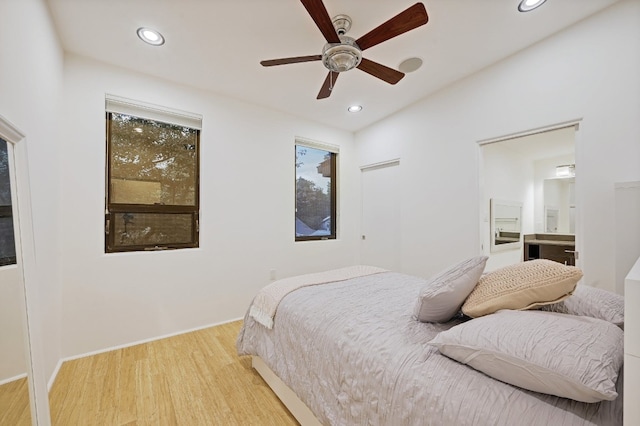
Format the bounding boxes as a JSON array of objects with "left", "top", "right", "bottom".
[{"left": 237, "top": 260, "right": 625, "bottom": 426}]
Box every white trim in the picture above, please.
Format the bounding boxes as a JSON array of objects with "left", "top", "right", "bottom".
[
  {"left": 0, "top": 372, "right": 27, "bottom": 387},
  {"left": 615, "top": 181, "right": 640, "bottom": 189},
  {"left": 360, "top": 158, "right": 400, "bottom": 171},
  {"left": 0, "top": 263, "right": 18, "bottom": 272},
  {"left": 624, "top": 257, "right": 640, "bottom": 425},
  {"left": 47, "top": 359, "right": 64, "bottom": 392},
  {"left": 295, "top": 136, "right": 340, "bottom": 153},
  {"left": 48, "top": 317, "right": 242, "bottom": 391},
  {"left": 477, "top": 119, "right": 581, "bottom": 147},
  {"left": 105, "top": 94, "right": 203, "bottom": 130},
  {"left": 0, "top": 114, "right": 25, "bottom": 142},
  {"left": 0, "top": 114, "right": 51, "bottom": 425},
  {"left": 477, "top": 143, "right": 486, "bottom": 253},
  {"left": 47, "top": 317, "right": 245, "bottom": 390},
  {"left": 52, "top": 317, "right": 243, "bottom": 365}
]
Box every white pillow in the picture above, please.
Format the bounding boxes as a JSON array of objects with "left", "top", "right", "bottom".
[
  {"left": 413, "top": 256, "right": 488, "bottom": 323},
  {"left": 540, "top": 284, "right": 624, "bottom": 328},
  {"left": 428, "top": 310, "right": 623, "bottom": 403}
]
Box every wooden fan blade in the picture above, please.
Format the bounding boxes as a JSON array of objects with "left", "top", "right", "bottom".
[
  {"left": 300, "top": 0, "right": 341, "bottom": 44},
  {"left": 261, "top": 55, "right": 322, "bottom": 67},
  {"left": 356, "top": 3, "right": 429, "bottom": 51},
  {"left": 317, "top": 71, "right": 340, "bottom": 99},
  {"left": 357, "top": 58, "right": 405, "bottom": 84}
]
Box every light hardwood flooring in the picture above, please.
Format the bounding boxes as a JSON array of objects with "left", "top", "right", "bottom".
[
  {"left": 0, "top": 376, "right": 31, "bottom": 426},
  {"left": 2, "top": 321, "right": 298, "bottom": 425}
]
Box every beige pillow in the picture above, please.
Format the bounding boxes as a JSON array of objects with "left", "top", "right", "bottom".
[{"left": 461, "top": 259, "right": 581, "bottom": 318}]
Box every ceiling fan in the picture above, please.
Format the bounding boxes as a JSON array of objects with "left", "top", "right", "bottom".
[{"left": 260, "top": 0, "right": 429, "bottom": 99}]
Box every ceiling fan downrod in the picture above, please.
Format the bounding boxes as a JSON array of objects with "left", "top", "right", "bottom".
[{"left": 322, "top": 14, "right": 362, "bottom": 73}]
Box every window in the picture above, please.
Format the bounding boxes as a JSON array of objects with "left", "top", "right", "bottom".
[
  {"left": 0, "top": 138, "right": 16, "bottom": 266},
  {"left": 295, "top": 141, "right": 337, "bottom": 241},
  {"left": 105, "top": 97, "right": 201, "bottom": 252}
]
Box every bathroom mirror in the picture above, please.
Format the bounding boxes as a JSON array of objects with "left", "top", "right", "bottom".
[
  {"left": 543, "top": 177, "right": 575, "bottom": 234},
  {"left": 490, "top": 198, "right": 522, "bottom": 252}
]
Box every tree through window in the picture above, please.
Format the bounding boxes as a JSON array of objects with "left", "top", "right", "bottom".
[
  {"left": 0, "top": 138, "right": 16, "bottom": 265},
  {"left": 295, "top": 143, "right": 337, "bottom": 241},
  {"left": 105, "top": 107, "right": 200, "bottom": 252}
]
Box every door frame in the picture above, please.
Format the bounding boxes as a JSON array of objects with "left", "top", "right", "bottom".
[
  {"left": 0, "top": 114, "right": 51, "bottom": 425},
  {"left": 476, "top": 119, "right": 583, "bottom": 269},
  {"left": 360, "top": 158, "right": 400, "bottom": 270}
]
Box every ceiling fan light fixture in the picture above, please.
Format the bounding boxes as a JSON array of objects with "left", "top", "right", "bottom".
[
  {"left": 322, "top": 37, "right": 362, "bottom": 72},
  {"left": 136, "top": 27, "right": 165, "bottom": 46},
  {"left": 518, "top": 0, "right": 547, "bottom": 12}
]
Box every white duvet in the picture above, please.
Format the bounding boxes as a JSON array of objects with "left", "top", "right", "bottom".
[{"left": 237, "top": 271, "right": 622, "bottom": 426}]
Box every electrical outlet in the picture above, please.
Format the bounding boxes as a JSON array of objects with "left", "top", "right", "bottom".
[{"left": 269, "top": 269, "right": 276, "bottom": 281}]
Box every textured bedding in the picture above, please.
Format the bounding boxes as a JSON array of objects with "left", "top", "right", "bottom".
[
  {"left": 249, "top": 265, "right": 387, "bottom": 329},
  {"left": 237, "top": 271, "right": 623, "bottom": 426}
]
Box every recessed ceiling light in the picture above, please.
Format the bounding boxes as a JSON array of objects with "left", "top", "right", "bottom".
[
  {"left": 136, "top": 27, "right": 165, "bottom": 46},
  {"left": 518, "top": 0, "right": 547, "bottom": 12},
  {"left": 348, "top": 105, "right": 362, "bottom": 113}
]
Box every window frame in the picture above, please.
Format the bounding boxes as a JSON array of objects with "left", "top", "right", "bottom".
[
  {"left": 294, "top": 139, "right": 338, "bottom": 242},
  {"left": 104, "top": 104, "right": 201, "bottom": 253},
  {"left": 0, "top": 205, "right": 16, "bottom": 266},
  {"left": 0, "top": 138, "right": 16, "bottom": 266}
]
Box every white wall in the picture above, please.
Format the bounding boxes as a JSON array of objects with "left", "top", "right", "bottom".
[
  {"left": 0, "top": 0, "right": 64, "bottom": 381},
  {"left": 616, "top": 182, "right": 640, "bottom": 294},
  {"left": 355, "top": 0, "right": 640, "bottom": 291},
  {"left": 533, "top": 154, "right": 575, "bottom": 233},
  {"left": 1, "top": 0, "right": 638, "bottom": 387},
  {"left": 481, "top": 143, "right": 534, "bottom": 271},
  {"left": 0, "top": 266, "right": 27, "bottom": 381},
  {"left": 59, "top": 55, "right": 358, "bottom": 357}
]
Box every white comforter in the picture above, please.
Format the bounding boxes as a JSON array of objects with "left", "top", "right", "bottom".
[
  {"left": 249, "top": 265, "right": 387, "bottom": 329},
  {"left": 237, "top": 271, "right": 622, "bottom": 426}
]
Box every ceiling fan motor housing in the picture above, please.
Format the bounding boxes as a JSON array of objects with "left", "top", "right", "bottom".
[{"left": 322, "top": 36, "right": 362, "bottom": 72}]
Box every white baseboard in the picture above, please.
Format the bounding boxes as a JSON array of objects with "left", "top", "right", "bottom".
[
  {"left": 47, "top": 358, "right": 64, "bottom": 392},
  {"left": 0, "top": 372, "right": 27, "bottom": 386},
  {"left": 47, "top": 316, "right": 243, "bottom": 391}
]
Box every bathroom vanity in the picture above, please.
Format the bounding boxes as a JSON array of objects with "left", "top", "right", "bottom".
[{"left": 523, "top": 233, "right": 576, "bottom": 265}]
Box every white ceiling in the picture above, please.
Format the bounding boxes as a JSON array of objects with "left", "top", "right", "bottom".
[
  {"left": 46, "top": 0, "right": 619, "bottom": 132},
  {"left": 491, "top": 126, "right": 576, "bottom": 161}
]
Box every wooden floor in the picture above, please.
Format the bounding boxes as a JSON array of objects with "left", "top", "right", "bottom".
[
  {"left": 2, "top": 321, "right": 298, "bottom": 425},
  {"left": 0, "top": 376, "right": 31, "bottom": 426}
]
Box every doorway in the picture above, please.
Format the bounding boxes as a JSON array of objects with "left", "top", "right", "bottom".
[
  {"left": 360, "top": 160, "right": 401, "bottom": 271},
  {"left": 478, "top": 123, "right": 580, "bottom": 271},
  {"left": 0, "top": 115, "right": 49, "bottom": 424}
]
